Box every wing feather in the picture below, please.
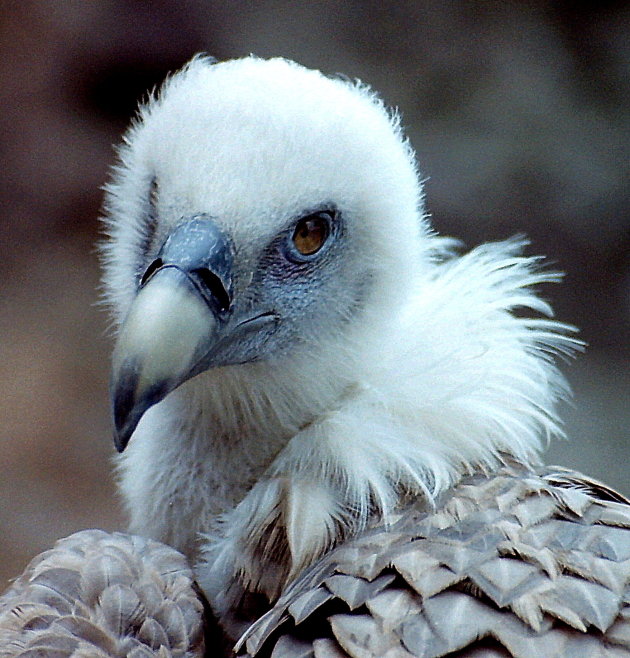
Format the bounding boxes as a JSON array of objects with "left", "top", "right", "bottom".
[
  {"left": 0, "top": 530, "right": 207, "bottom": 657},
  {"left": 238, "top": 468, "right": 630, "bottom": 657}
]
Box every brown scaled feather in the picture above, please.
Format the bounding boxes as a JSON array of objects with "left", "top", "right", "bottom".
[
  {"left": 2, "top": 467, "right": 629, "bottom": 657},
  {"left": 0, "top": 529, "right": 208, "bottom": 657},
  {"left": 236, "top": 467, "right": 630, "bottom": 658}
]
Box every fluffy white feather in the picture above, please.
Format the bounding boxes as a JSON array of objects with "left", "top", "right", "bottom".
[{"left": 100, "top": 56, "right": 580, "bottom": 632}]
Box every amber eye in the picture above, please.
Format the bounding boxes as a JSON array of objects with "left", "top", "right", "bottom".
[{"left": 292, "top": 213, "right": 330, "bottom": 257}]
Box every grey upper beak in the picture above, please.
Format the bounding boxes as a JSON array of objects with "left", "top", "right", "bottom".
[{"left": 111, "top": 216, "right": 234, "bottom": 452}]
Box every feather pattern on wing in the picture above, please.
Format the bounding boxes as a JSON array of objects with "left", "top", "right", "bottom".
[
  {"left": 0, "top": 530, "right": 207, "bottom": 657},
  {"left": 236, "top": 467, "right": 630, "bottom": 658}
]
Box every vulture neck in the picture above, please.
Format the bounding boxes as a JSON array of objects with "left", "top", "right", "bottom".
[{"left": 167, "top": 349, "right": 357, "bottom": 502}]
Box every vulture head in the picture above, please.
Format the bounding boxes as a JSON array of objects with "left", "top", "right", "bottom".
[{"left": 101, "top": 56, "right": 578, "bottom": 634}]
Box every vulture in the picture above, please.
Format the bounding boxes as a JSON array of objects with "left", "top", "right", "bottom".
[{"left": 1, "top": 56, "right": 629, "bottom": 657}]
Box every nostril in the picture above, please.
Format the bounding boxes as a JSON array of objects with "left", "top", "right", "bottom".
[
  {"left": 140, "top": 258, "right": 163, "bottom": 287},
  {"left": 192, "top": 267, "right": 231, "bottom": 313}
]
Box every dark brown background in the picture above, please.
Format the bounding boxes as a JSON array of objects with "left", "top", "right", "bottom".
[{"left": 1, "top": 1, "right": 628, "bottom": 588}]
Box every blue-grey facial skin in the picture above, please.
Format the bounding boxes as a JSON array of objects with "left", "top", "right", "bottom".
[
  {"left": 241, "top": 209, "right": 348, "bottom": 347},
  {"left": 111, "top": 205, "right": 371, "bottom": 451}
]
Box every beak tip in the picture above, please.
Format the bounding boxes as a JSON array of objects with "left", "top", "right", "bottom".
[
  {"left": 110, "top": 367, "right": 139, "bottom": 452},
  {"left": 113, "top": 436, "right": 126, "bottom": 453},
  {"left": 112, "top": 407, "right": 136, "bottom": 452},
  {"left": 113, "top": 426, "right": 132, "bottom": 453},
  {"left": 110, "top": 368, "right": 174, "bottom": 454}
]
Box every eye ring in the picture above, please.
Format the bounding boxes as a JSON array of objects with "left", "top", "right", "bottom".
[{"left": 290, "top": 211, "right": 332, "bottom": 259}]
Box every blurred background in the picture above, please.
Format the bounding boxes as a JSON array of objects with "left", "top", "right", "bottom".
[{"left": 1, "top": 1, "right": 628, "bottom": 587}]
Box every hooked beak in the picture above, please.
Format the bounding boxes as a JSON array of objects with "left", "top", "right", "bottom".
[{"left": 110, "top": 216, "right": 275, "bottom": 452}]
